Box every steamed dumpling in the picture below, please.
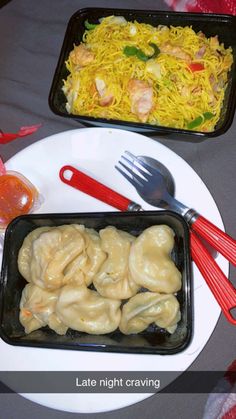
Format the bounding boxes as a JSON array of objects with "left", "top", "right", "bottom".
[
  {"left": 19, "top": 283, "right": 68, "bottom": 335},
  {"left": 93, "top": 226, "right": 139, "bottom": 299},
  {"left": 129, "top": 225, "right": 182, "bottom": 293},
  {"left": 119, "top": 291, "right": 181, "bottom": 335},
  {"left": 56, "top": 284, "right": 121, "bottom": 334},
  {"left": 29, "top": 224, "right": 86, "bottom": 289},
  {"left": 64, "top": 227, "right": 106, "bottom": 286},
  {"left": 18, "top": 226, "right": 52, "bottom": 282}
]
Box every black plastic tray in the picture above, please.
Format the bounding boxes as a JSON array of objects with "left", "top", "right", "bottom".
[
  {"left": 49, "top": 7, "right": 236, "bottom": 138},
  {"left": 0, "top": 210, "right": 192, "bottom": 354}
]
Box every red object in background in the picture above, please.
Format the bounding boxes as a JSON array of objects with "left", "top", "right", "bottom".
[
  {"left": 202, "top": 356, "right": 236, "bottom": 418},
  {"left": 164, "top": 0, "right": 236, "bottom": 15},
  {"left": 222, "top": 404, "right": 236, "bottom": 419},
  {"left": 0, "top": 124, "right": 41, "bottom": 144}
]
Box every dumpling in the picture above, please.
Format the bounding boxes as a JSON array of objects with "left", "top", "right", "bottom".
[
  {"left": 17, "top": 226, "right": 52, "bottom": 282},
  {"left": 63, "top": 227, "right": 106, "bottom": 286},
  {"left": 55, "top": 284, "right": 121, "bottom": 334},
  {"left": 30, "top": 224, "right": 86, "bottom": 289},
  {"left": 83, "top": 228, "right": 108, "bottom": 282},
  {"left": 93, "top": 226, "right": 139, "bottom": 299},
  {"left": 19, "top": 224, "right": 106, "bottom": 290},
  {"left": 19, "top": 283, "right": 68, "bottom": 335},
  {"left": 129, "top": 225, "right": 182, "bottom": 293},
  {"left": 119, "top": 291, "right": 181, "bottom": 335},
  {"left": 47, "top": 312, "right": 68, "bottom": 335}
]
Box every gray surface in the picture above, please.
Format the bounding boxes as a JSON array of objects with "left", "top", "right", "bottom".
[{"left": 0, "top": 0, "right": 236, "bottom": 418}]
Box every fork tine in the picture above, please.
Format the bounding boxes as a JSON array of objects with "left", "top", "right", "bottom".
[
  {"left": 115, "top": 165, "right": 141, "bottom": 189},
  {"left": 115, "top": 160, "right": 147, "bottom": 186},
  {"left": 124, "top": 151, "right": 158, "bottom": 176},
  {"left": 121, "top": 154, "right": 153, "bottom": 180},
  {"left": 116, "top": 160, "right": 147, "bottom": 187}
]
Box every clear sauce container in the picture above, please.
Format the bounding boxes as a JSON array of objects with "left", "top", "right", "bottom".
[{"left": 0, "top": 171, "right": 40, "bottom": 229}]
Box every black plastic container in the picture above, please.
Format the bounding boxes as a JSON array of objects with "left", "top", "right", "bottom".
[
  {"left": 0, "top": 211, "right": 192, "bottom": 354},
  {"left": 49, "top": 8, "right": 236, "bottom": 138}
]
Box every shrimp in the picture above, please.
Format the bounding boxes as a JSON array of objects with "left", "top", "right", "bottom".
[
  {"left": 160, "top": 42, "right": 191, "bottom": 61},
  {"left": 95, "top": 77, "right": 114, "bottom": 107},
  {"left": 69, "top": 44, "right": 94, "bottom": 67},
  {"left": 127, "top": 79, "right": 153, "bottom": 123}
]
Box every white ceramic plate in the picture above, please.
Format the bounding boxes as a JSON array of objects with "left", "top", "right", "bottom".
[{"left": 0, "top": 128, "right": 227, "bottom": 414}]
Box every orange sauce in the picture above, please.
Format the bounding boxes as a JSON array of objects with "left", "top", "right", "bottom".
[{"left": 0, "top": 172, "right": 38, "bottom": 228}]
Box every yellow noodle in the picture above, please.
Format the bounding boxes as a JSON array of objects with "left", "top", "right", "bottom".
[{"left": 63, "top": 16, "right": 233, "bottom": 132}]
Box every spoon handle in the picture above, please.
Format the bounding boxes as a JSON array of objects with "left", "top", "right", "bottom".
[
  {"left": 191, "top": 215, "right": 236, "bottom": 267},
  {"left": 59, "top": 165, "right": 141, "bottom": 212},
  {"left": 191, "top": 231, "right": 236, "bottom": 325}
]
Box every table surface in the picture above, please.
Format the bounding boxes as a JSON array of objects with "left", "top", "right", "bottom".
[{"left": 1, "top": 1, "right": 236, "bottom": 418}]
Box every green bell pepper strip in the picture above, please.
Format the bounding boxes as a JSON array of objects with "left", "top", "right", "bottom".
[
  {"left": 123, "top": 46, "right": 138, "bottom": 56},
  {"left": 149, "top": 43, "right": 160, "bottom": 59},
  {"left": 187, "top": 112, "right": 214, "bottom": 130},
  {"left": 187, "top": 116, "right": 204, "bottom": 129},
  {"left": 123, "top": 43, "right": 160, "bottom": 61},
  {"left": 203, "top": 112, "right": 215, "bottom": 120},
  {"left": 84, "top": 20, "right": 98, "bottom": 30},
  {"left": 136, "top": 49, "right": 150, "bottom": 61}
]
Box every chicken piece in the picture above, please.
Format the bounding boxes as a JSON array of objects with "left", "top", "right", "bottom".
[
  {"left": 223, "top": 54, "right": 233, "bottom": 71},
  {"left": 198, "top": 31, "right": 206, "bottom": 39},
  {"left": 208, "top": 91, "right": 216, "bottom": 106},
  {"left": 192, "top": 86, "right": 202, "bottom": 94},
  {"left": 95, "top": 77, "right": 114, "bottom": 107},
  {"left": 180, "top": 85, "right": 190, "bottom": 98},
  {"left": 127, "top": 79, "right": 153, "bottom": 123},
  {"left": 160, "top": 42, "right": 191, "bottom": 61},
  {"left": 209, "top": 36, "right": 220, "bottom": 51},
  {"left": 209, "top": 74, "right": 218, "bottom": 92},
  {"left": 69, "top": 44, "right": 94, "bottom": 67},
  {"left": 195, "top": 45, "right": 206, "bottom": 59}
]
